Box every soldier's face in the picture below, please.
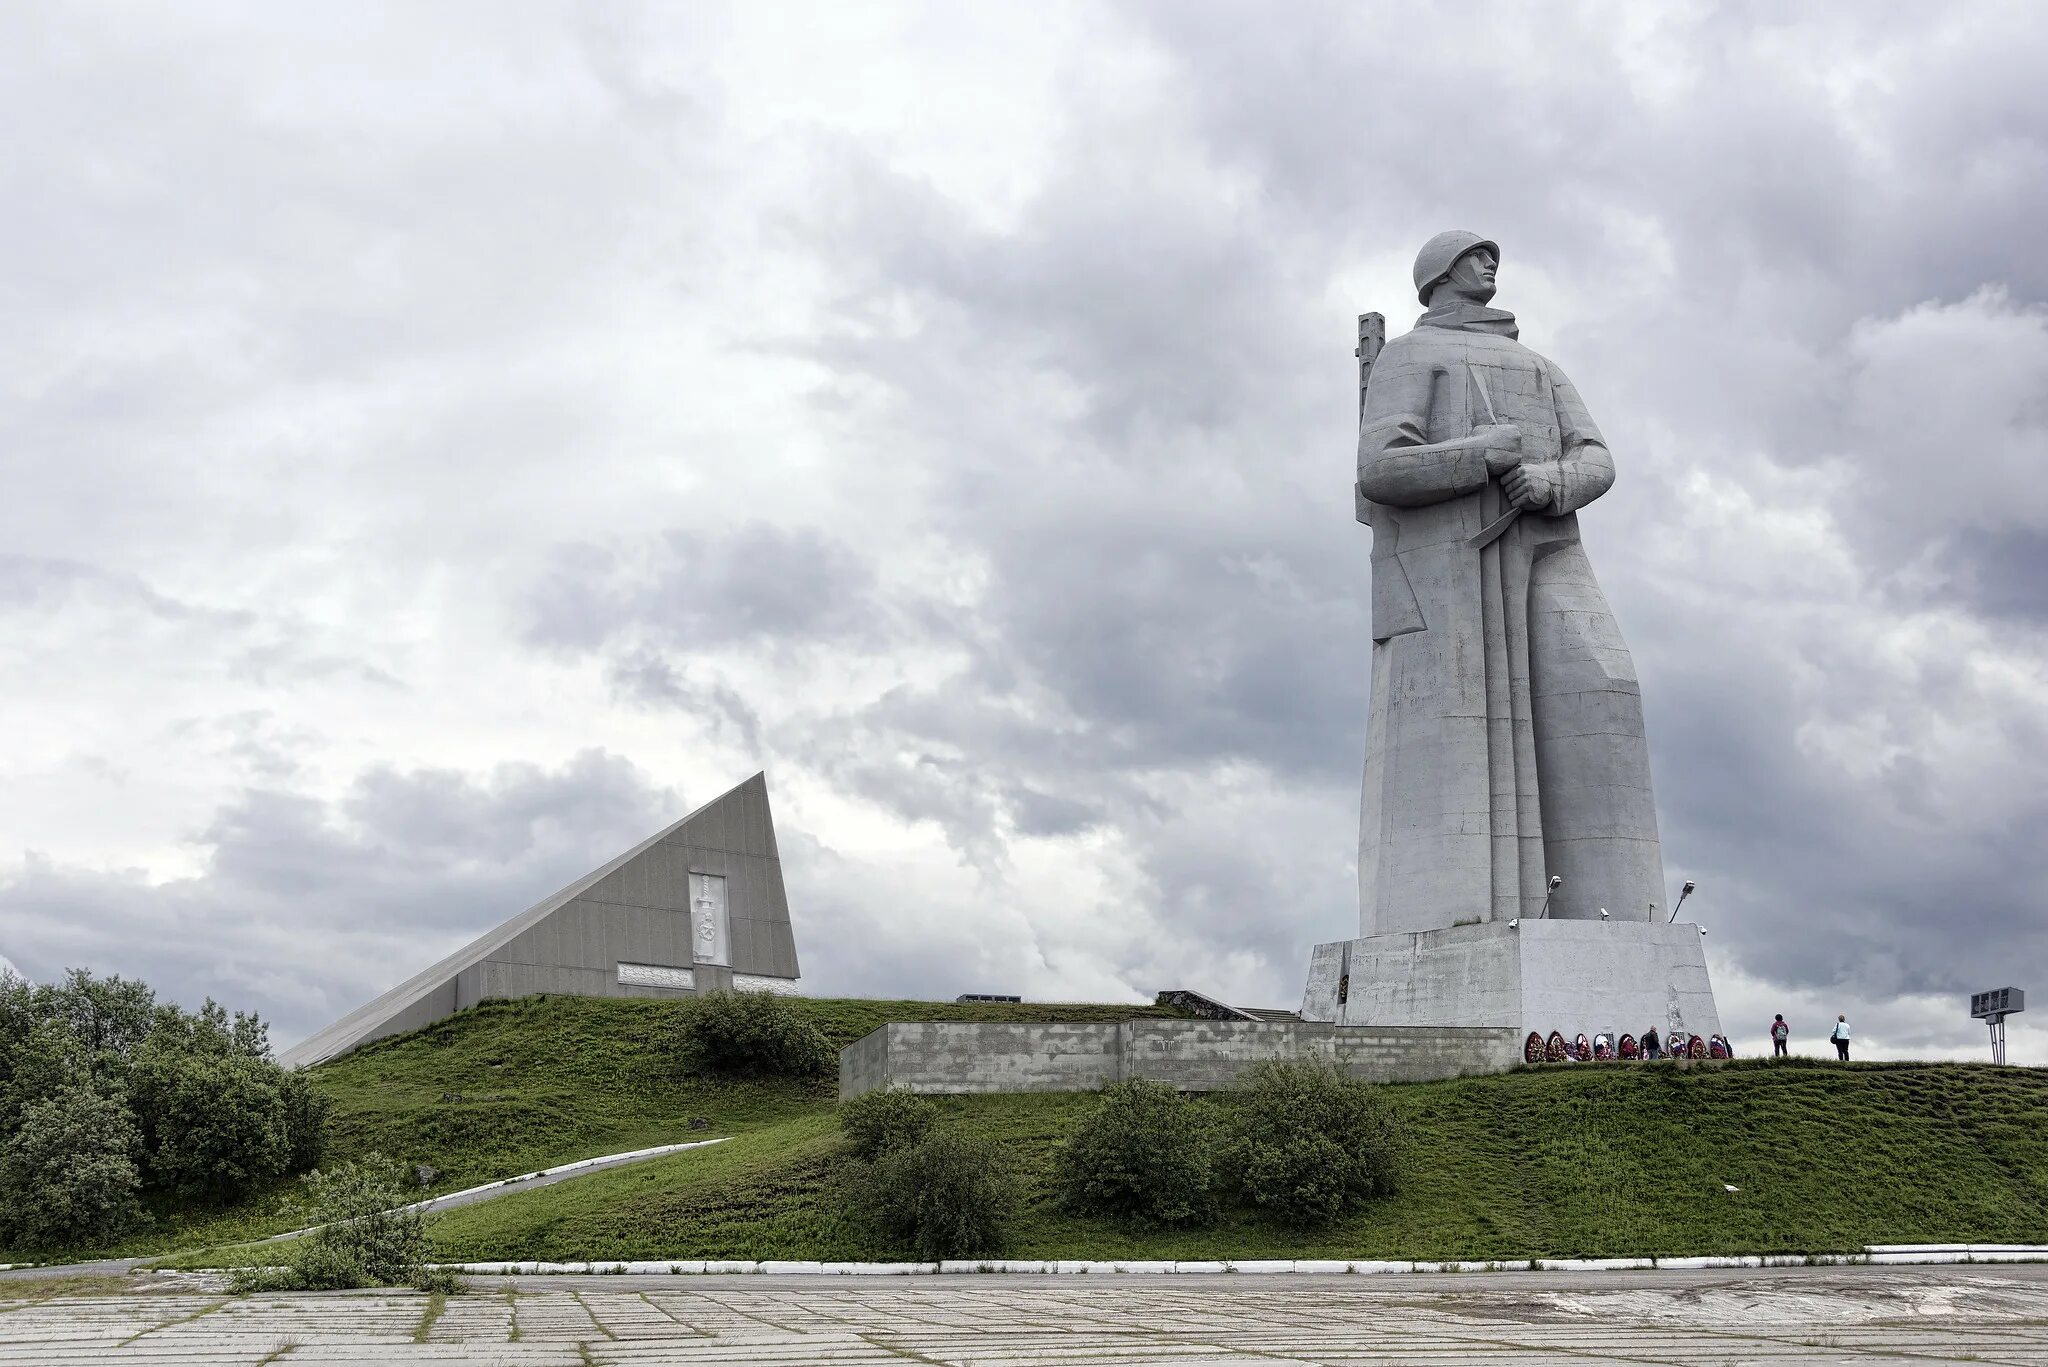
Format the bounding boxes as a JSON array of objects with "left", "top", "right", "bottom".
[{"left": 1444, "top": 248, "right": 1497, "bottom": 302}]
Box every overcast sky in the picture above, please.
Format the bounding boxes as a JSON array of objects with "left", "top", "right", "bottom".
[{"left": 4, "top": 2, "right": 2044, "bottom": 1064}]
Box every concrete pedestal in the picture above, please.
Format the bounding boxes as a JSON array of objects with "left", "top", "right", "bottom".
[{"left": 1299, "top": 919, "right": 1721, "bottom": 1046}]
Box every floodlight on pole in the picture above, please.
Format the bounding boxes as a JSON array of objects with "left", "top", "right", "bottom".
[
  {"left": 1538, "top": 874, "right": 1562, "bottom": 919},
  {"left": 1971, "top": 987, "right": 2025, "bottom": 1065},
  {"left": 1668, "top": 880, "right": 1696, "bottom": 923}
]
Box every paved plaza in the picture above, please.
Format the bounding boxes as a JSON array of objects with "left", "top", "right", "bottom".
[{"left": 3, "top": 1265, "right": 2047, "bottom": 1365}]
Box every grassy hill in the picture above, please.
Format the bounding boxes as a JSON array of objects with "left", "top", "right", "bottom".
[
  {"left": 30, "top": 993, "right": 1176, "bottom": 1263},
  {"left": 138, "top": 994, "right": 2048, "bottom": 1266},
  {"left": 416, "top": 1056, "right": 2048, "bottom": 1263},
  {"left": 310, "top": 992, "right": 1185, "bottom": 1192}
]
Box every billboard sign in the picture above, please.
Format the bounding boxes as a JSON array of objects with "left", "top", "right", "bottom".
[{"left": 1970, "top": 987, "right": 2024, "bottom": 1020}]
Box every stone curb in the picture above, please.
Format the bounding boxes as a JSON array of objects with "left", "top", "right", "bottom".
[
  {"left": 436, "top": 1245, "right": 2048, "bottom": 1277},
  {"left": 383, "top": 1137, "right": 731, "bottom": 1221}
]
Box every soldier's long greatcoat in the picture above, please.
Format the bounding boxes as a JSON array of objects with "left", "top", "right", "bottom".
[{"left": 1355, "top": 305, "right": 1666, "bottom": 932}]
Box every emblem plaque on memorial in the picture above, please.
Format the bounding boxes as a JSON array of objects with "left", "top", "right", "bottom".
[{"left": 689, "top": 872, "right": 731, "bottom": 967}]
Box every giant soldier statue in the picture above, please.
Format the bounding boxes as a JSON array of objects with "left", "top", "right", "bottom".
[
  {"left": 1300, "top": 230, "right": 1719, "bottom": 1053},
  {"left": 1352, "top": 230, "right": 1666, "bottom": 934}
]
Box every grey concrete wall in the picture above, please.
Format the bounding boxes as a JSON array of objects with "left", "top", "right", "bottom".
[
  {"left": 338, "top": 980, "right": 459, "bottom": 1055},
  {"left": 843, "top": 1023, "right": 1123, "bottom": 1098},
  {"left": 1303, "top": 923, "right": 1523, "bottom": 1029},
  {"left": 839, "top": 1024, "right": 892, "bottom": 1100},
  {"left": 282, "top": 772, "right": 803, "bottom": 1068},
  {"left": 1516, "top": 919, "right": 1721, "bottom": 1042},
  {"left": 838, "top": 1019, "right": 1519, "bottom": 1099},
  {"left": 1122, "top": 1020, "right": 1518, "bottom": 1090},
  {"left": 1298, "top": 919, "right": 1722, "bottom": 1044}
]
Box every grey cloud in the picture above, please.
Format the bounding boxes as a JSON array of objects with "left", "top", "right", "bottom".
[
  {"left": 1648, "top": 660, "right": 2048, "bottom": 1000},
  {"left": 0, "top": 554, "right": 254, "bottom": 627},
  {"left": 210, "top": 711, "right": 321, "bottom": 783},
  {"left": 8, "top": 2, "right": 2047, "bottom": 1061},
  {"left": 1006, "top": 787, "right": 1101, "bottom": 840},
  {"left": 0, "top": 555, "right": 397, "bottom": 694},
  {"left": 524, "top": 523, "right": 880, "bottom": 654},
  {"left": 1936, "top": 529, "right": 2048, "bottom": 622},
  {"left": 605, "top": 650, "right": 766, "bottom": 753},
  {"left": 1, "top": 750, "right": 682, "bottom": 1046},
  {"left": 755, "top": 1, "right": 2048, "bottom": 1035},
  {"left": 772, "top": 830, "right": 997, "bottom": 1001}
]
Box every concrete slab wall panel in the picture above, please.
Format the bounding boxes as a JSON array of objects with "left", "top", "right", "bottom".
[
  {"left": 281, "top": 772, "right": 803, "bottom": 1068},
  {"left": 1299, "top": 919, "right": 1721, "bottom": 1043},
  {"left": 839, "top": 1020, "right": 1520, "bottom": 1100}
]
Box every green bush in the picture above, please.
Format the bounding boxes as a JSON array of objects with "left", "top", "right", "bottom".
[
  {"left": 0, "top": 1087, "right": 147, "bottom": 1251},
  {"left": 278, "top": 1070, "right": 332, "bottom": 1174},
  {"left": 865, "top": 1129, "right": 1019, "bottom": 1260},
  {"left": 0, "top": 969, "right": 327, "bottom": 1232},
  {"left": 13, "top": 970, "right": 160, "bottom": 1077},
  {"left": 838, "top": 1089, "right": 938, "bottom": 1161},
  {"left": 1221, "top": 1061, "right": 1405, "bottom": 1228},
  {"left": 669, "top": 991, "right": 834, "bottom": 1079},
  {"left": 131, "top": 1049, "right": 292, "bottom": 1202},
  {"left": 0, "top": 1019, "right": 94, "bottom": 1131},
  {"left": 234, "top": 1156, "right": 459, "bottom": 1293},
  {"left": 1058, "top": 1079, "right": 1217, "bottom": 1228}
]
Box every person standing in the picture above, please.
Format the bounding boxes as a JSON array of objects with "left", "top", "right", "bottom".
[
  {"left": 1830, "top": 1014, "right": 1851, "bottom": 1061},
  {"left": 1643, "top": 1025, "right": 1662, "bottom": 1060},
  {"left": 1771, "top": 1014, "right": 1790, "bottom": 1057}
]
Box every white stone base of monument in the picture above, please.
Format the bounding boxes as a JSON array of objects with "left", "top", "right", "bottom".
[{"left": 1299, "top": 919, "right": 1722, "bottom": 1046}]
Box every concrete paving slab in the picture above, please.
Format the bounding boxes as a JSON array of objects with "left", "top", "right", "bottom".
[{"left": 4, "top": 1265, "right": 2047, "bottom": 1364}]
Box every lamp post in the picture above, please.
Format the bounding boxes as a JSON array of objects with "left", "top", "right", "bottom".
[
  {"left": 1538, "top": 874, "right": 1562, "bottom": 919},
  {"left": 1667, "top": 880, "right": 1697, "bottom": 923}
]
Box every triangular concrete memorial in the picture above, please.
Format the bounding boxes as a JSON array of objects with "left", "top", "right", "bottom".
[{"left": 282, "top": 772, "right": 800, "bottom": 1068}]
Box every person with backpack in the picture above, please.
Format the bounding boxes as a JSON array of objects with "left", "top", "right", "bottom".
[
  {"left": 1830, "top": 1014, "right": 1851, "bottom": 1060},
  {"left": 1771, "top": 1014, "right": 1790, "bottom": 1057}
]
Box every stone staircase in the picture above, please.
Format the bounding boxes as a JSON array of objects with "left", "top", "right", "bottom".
[{"left": 1153, "top": 989, "right": 1300, "bottom": 1024}]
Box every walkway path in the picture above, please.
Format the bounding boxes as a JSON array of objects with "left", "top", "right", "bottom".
[
  {"left": 306, "top": 1136, "right": 731, "bottom": 1228},
  {"left": 0, "top": 1137, "right": 729, "bottom": 1282},
  {"left": 4, "top": 1264, "right": 2046, "bottom": 1363}
]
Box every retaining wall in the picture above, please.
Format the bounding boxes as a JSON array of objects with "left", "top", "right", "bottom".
[{"left": 838, "top": 1019, "right": 1520, "bottom": 1099}]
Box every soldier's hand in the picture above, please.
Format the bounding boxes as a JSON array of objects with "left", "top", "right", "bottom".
[
  {"left": 1502, "top": 462, "right": 1557, "bottom": 511},
  {"left": 1475, "top": 422, "right": 1522, "bottom": 475}
]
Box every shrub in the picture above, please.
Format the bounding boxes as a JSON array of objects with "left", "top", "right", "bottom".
[
  {"left": 132, "top": 1049, "right": 292, "bottom": 1202},
  {"left": 1058, "top": 1079, "right": 1217, "bottom": 1228},
  {"left": 234, "top": 1156, "right": 459, "bottom": 1293},
  {"left": 839, "top": 1089, "right": 938, "bottom": 1161},
  {"left": 33, "top": 970, "right": 162, "bottom": 1075},
  {"left": 669, "top": 991, "right": 834, "bottom": 1079},
  {"left": 1220, "top": 1061, "right": 1405, "bottom": 1228},
  {"left": 0, "top": 1019, "right": 93, "bottom": 1132},
  {"left": 865, "top": 1130, "right": 1019, "bottom": 1260},
  {"left": 278, "top": 1070, "right": 332, "bottom": 1174},
  {"left": 0, "top": 1087, "right": 147, "bottom": 1251},
  {"left": 0, "top": 970, "right": 328, "bottom": 1254}
]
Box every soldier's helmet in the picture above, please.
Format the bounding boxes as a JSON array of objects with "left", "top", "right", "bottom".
[{"left": 1413, "top": 230, "right": 1499, "bottom": 303}]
